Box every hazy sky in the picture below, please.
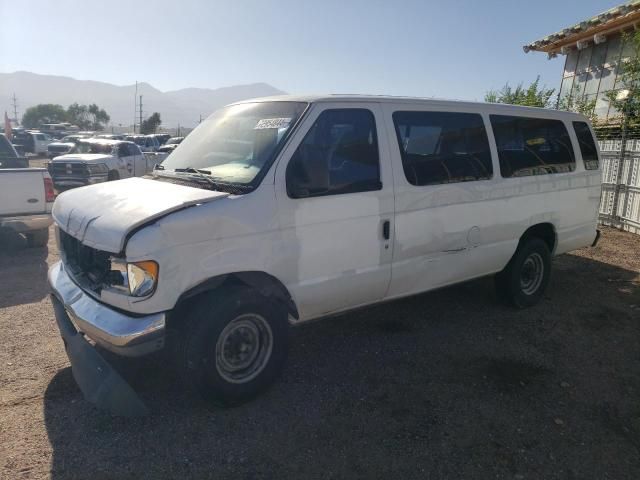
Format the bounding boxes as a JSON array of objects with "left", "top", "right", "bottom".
[{"left": 1, "top": 0, "right": 617, "bottom": 100}]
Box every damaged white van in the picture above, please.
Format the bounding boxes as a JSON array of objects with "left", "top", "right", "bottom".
[{"left": 49, "top": 96, "right": 601, "bottom": 414}]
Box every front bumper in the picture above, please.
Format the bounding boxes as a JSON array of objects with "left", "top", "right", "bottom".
[
  {"left": 0, "top": 213, "right": 52, "bottom": 233},
  {"left": 48, "top": 261, "right": 166, "bottom": 357}
]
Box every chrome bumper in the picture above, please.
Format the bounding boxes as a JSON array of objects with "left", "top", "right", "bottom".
[
  {"left": 48, "top": 261, "right": 166, "bottom": 357},
  {"left": 0, "top": 213, "right": 52, "bottom": 233}
]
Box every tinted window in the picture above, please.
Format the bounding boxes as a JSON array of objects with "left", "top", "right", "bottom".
[
  {"left": 573, "top": 121, "right": 599, "bottom": 170},
  {"left": 287, "top": 109, "right": 380, "bottom": 198},
  {"left": 118, "top": 144, "right": 131, "bottom": 156},
  {"left": 393, "top": 111, "right": 493, "bottom": 186},
  {"left": 490, "top": 115, "right": 576, "bottom": 178}
]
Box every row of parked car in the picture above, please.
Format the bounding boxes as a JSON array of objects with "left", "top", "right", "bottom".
[
  {"left": 9, "top": 126, "right": 184, "bottom": 158},
  {"left": 47, "top": 133, "right": 184, "bottom": 159}
]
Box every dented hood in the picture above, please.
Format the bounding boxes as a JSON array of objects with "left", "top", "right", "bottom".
[{"left": 52, "top": 177, "right": 229, "bottom": 253}]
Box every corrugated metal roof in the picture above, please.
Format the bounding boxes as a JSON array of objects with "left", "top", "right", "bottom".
[{"left": 524, "top": 1, "right": 640, "bottom": 54}]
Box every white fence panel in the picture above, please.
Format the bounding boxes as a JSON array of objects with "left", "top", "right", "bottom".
[{"left": 598, "top": 140, "right": 640, "bottom": 234}]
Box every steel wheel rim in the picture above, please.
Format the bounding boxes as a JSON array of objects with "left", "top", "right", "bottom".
[
  {"left": 215, "top": 313, "right": 273, "bottom": 384},
  {"left": 520, "top": 252, "right": 544, "bottom": 295}
]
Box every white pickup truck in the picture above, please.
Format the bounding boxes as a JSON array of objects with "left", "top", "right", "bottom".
[
  {"left": 0, "top": 134, "right": 55, "bottom": 247},
  {"left": 48, "top": 138, "right": 165, "bottom": 189}
]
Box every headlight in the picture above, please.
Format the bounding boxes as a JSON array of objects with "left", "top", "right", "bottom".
[
  {"left": 87, "top": 163, "right": 109, "bottom": 175},
  {"left": 108, "top": 259, "right": 158, "bottom": 297},
  {"left": 128, "top": 261, "right": 159, "bottom": 297}
]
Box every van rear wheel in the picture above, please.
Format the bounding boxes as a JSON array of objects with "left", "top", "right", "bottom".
[
  {"left": 495, "top": 238, "right": 551, "bottom": 308},
  {"left": 181, "top": 287, "right": 289, "bottom": 407}
]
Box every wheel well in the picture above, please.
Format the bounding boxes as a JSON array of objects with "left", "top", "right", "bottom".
[
  {"left": 519, "top": 223, "right": 556, "bottom": 253},
  {"left": 173, "top": 271, "right": 299, "bottom": 322}
]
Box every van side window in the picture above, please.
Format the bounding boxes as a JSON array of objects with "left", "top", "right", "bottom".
[
  {"left": 286, "top": 109, "right": 381, "bottom": 198},
  {"left": 392, "top": 111, "right": 493, "bottom": 186},
  {"left": 573, "top": 121, "right": 599, "bottom": 170},
  {"left": 490, "top": 115, "right": 576, "bottom": 178}
]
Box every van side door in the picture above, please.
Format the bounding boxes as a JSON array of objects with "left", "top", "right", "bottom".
[
  {"left": 274, "top": 103, "right": 394, "bottom": 320},
  {"left": 382, "top": 104, "right": 500, "bottom": 298}
]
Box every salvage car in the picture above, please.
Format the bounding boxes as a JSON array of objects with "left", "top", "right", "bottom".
[
  {"left": 47, "top": 138, "right": 147, "bottom": 189},
  {"left": 156, "top": 136, "right": 184, "bottom": 154},
  {"left": 47, "top": 134, "right": 88, "bottom": 159},
  {"left": 48, "top": 96, "right": 602, "bottom": 414}
]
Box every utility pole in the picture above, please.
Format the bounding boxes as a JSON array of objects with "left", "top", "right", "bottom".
[
  {"left": 11, "top": 93, "right": 18, "bottom": 124},
  {"left": 139, "top": 95, "right": 143, "bottom": 133},
  {"left": 134, "top": 81, "right": 138, "bottom": 133}
]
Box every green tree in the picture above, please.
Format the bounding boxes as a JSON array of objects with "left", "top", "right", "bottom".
[
  {"left": 485, "top": 76, "right": 555, "bottom": 108},
  {"left": 87, "top": 104, "right": 110, "bottom": 130},
  {"left": 140, "top": 112, "right": 161, "bottom": 134},
  {"left": 22, "top": 104, "right": 67, "bottom": 128},
  {"left": 66, "top": 103, "right": 110, "bottom": 130},
  {"left": 66, "top": 103, "right": 89, "bottom": 129},
  {"left": 557, "top": 85, "right": 598, "bottom": 123},
  {"left": 606, "top": 31, "right": 640, "bottom": 126}
]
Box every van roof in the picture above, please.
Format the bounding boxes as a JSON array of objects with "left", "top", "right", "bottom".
[{"left": 231, "top": 94, "right": 587, "bottom": 120}]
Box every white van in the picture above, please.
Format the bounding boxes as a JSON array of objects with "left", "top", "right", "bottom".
[{"left": 48, "top": 95, "right": 601, "bottom": 413}]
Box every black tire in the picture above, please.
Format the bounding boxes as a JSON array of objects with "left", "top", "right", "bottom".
[
  {"left": 26, "top": 228, "right": 49, "bottom": 248},
  {"left": 107, "top": 170, "right": 120, "bottom": 181},
  {"left": 495, "top": 238, "right": 551, "bottom": 308},
  {"left": 181, "top": 286, "right": 289, "bottom": 407}
]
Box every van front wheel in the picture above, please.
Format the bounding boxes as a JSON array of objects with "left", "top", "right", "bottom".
[
  {"left": 495, "top": 238, "right": 551, "bottom": 308},
  {"left": 182, "top": 287, "right": 289, "bottom": 407}
]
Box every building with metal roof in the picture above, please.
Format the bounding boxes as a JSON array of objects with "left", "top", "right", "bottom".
[{"left": 524, "top": 1, "right": 640, "bottom": 121}]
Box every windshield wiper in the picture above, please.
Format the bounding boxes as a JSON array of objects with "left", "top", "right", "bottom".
[{"left": 173, "top": 166, "right": 220, "bottom": 189}]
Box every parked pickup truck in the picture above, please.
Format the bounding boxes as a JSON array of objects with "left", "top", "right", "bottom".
[
  {"left": 0, "top": 134, "right": 54, "bottom": 247},
  {"left": 48, "top": 96, "right": 602, "bottom": 415},
  {"left": 48, "top": 138, "right": 160, "bottom": 189}
]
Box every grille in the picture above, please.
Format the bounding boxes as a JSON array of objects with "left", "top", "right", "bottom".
[
  {"left": 60, "top": 229, "right": 112, "bottom": 290},
  {"left": 49, "top": 162, "right": 89, "bottom": 177}
]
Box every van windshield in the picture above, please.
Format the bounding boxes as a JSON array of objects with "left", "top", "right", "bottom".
[{"left": 160, "top": 101, "right": 307, "bottom": 186}]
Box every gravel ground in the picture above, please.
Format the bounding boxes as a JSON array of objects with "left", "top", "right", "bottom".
[{"left": 0, "top": 225, "right": 639, "bottom": 479}]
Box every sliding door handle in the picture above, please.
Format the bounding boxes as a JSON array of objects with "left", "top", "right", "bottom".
[{"left": 382, "top": 220, "right": 390, "bottom": 240}]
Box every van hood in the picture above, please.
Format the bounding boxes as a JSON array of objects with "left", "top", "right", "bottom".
[
  {"left": 52, "top": 177, "right": 229, "bottom": 253},
  {"left": 52, "top": 153, "right": 114, "bottom": 164}
]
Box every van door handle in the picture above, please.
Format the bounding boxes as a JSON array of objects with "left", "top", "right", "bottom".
[{"left": 382, "top": 220, "right": 390, "bottom": 240}]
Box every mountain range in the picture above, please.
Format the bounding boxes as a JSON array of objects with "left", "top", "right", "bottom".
[{"left": 0, "top": 71, "right": 286, "bottom": 128}]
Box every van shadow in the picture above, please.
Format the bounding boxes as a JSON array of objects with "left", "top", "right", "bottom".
[
  {"left": 0, "top": 228, "right": 49, "bottom": 308},
  {"left": 43, "top": 252, "right": 640, "bottom": 479}
]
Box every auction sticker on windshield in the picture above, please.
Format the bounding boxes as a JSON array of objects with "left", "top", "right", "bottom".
[{"left": 254, "top": 118, "right": 291, "bottom": 129}]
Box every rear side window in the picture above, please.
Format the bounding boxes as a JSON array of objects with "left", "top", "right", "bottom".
[
  {"left": 490, "top": 115, "right": 575, "bottom": 178},
  {"left": 392, "top": 111, "right": 493, "bottom": 186},
  {"left": 286, "top": 109, "right": 380, "bottom": 198},
  {"left": 573, "top": 121, "right": 599, "bottom": 170}
]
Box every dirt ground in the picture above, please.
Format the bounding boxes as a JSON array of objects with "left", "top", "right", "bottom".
[{"left": 0, "top": 226, "right": 639, "bottom": 480}]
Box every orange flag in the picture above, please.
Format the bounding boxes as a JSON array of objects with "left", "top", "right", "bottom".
[{"left": 4, "top": 111, "right": 12, "bottom": 141}]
